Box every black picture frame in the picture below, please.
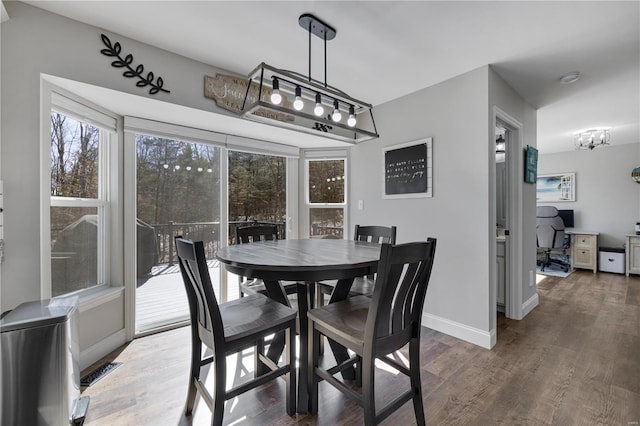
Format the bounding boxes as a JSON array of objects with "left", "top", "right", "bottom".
[{"left": 383, "top": 138, "right": 433, "bottom": 198}]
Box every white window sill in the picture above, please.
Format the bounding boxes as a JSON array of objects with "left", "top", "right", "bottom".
[{"left": 76, "top": 286, "right": 124, "bottom": 313}]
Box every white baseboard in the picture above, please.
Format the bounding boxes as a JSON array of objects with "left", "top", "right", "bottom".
[
  {"left": 79, "top": 328, "right": 127, "bottom": 371},
  {"left": 422, "top": 313, "right": 493, "bottom": 349},
  {"left": 521, "top": 292, "right": 539, "bottom": 318}
]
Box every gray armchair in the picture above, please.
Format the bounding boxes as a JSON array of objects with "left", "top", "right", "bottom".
[{"left": 536, "top": 206, "right": 569, "bottom": 272}]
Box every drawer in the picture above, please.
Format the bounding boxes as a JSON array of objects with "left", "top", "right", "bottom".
[
  {"left": 573, "top": 248, "right": 593, "bottom": 265},
  {"left": 573, "top": 234, "right": 595, "bottom": 248}
]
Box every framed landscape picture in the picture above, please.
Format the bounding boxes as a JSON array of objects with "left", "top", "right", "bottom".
[{"left": 536, "top": 173, "right": 575, "bottom": 202}]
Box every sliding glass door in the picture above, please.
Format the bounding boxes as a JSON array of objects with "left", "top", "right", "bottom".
[
  {"left": 226, "top": 150, "right": 287, "bottom": 300},
  {"left": 135, "top": 134, "right": 221, "bottom": 333}
]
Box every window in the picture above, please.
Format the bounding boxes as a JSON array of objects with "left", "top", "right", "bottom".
[
  {"left": 228, "top": 151, "right": 287, "bottom": 242},
  {"left": 305, "top": 155, "right": 347, "bottom": 238},
  {"left": 44, "top": 92, "right": 118, "bottom": 298}
]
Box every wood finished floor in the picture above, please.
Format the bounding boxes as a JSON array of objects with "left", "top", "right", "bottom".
[{"left": 82, "top": 271, "right": 640, "bottom": 425}]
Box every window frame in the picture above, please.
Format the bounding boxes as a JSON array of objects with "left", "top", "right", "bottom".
[
  {"left": 303, "top": 150, "right": 349, "bottom": 239},
  {"left": 41, "top": 84, "right": 121, "bottom": 300}
]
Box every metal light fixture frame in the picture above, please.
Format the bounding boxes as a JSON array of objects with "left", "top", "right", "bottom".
[
  {"left": 240, "top": 14, "right": 379, "bottom": 144},
  {"left": 574, "top": 128, "right": 610, "bottom": 150}
]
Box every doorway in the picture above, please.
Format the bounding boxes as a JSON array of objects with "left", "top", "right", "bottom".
[
  {"left": 495, "top": 123, "right": 509, "bottom": 314},
  {"left": 134, "top": 134, "right": 221, "bottom": 334}
]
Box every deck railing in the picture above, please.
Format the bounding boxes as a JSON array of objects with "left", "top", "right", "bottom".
[{"left": 152, "top": 220, "right": 287, "bottom": 265}]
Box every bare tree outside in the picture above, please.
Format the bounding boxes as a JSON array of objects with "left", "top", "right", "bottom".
[
  {"left": 308, "top": 159, "right": 345, "bottom": 238},
  {"left": 50, "top": 112, "right": 101, "bottom": 295}
]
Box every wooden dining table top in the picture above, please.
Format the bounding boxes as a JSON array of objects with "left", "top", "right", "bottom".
[{"left": 216, "top": 238, "right": 382, "bottom": 281}]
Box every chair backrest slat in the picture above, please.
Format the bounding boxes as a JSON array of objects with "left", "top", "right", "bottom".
[
  {"left": 176, "top": 237, "right": 224, "bottom": 350},
  {"left": 235, "top": 225, "right": 279, "bottom": 245},
  {"left": 366, "top": 238, "right": 437, "bottom": 352},
  {"left": 354, "top": 225, "right": 397, "bottom": 244}
]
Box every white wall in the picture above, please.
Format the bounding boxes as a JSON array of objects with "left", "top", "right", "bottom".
[{"left": 538, "top": 143, "right": 640, "bottom": 248}]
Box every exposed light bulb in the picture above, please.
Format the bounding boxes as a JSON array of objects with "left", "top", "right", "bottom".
[
  {"left": 331, "top": 99, "right": 342, "bottom": 122},
  {"left": 347, "top": 105, "right": 356, "bottom": 127},
  {"left": 293, "top": 86, "right": 304, "bottom": 111},
  {"left": 314, "top": 93, "right": 324, "bottom": 116},
  {"left": 270, "top": 78, "right": 282, "bottom": 105}
]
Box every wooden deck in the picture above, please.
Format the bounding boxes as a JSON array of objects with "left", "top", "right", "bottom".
[{"left": 135, "top": 261, "right": 240, "bottom": 333}]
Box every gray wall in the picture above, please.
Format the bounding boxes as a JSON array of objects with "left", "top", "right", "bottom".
[
  {"left": 350, "top": 65, "right": 537, "bottom": 346},
  {"left": 1, "top": 2, "right": 232, "bottom": 311},
  {"left": 0, "top": 2, "right": 235, "bottom": 366},
  {"left": 488, "top": 67, "right": 539, "bottom": 317},
  {"left": 538, "top": 143, "right": 640, "bottom": 248}
]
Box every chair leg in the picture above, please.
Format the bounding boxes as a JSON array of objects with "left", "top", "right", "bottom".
[
  {"left": 286, "top": 323, "right": 297, "bottom": 415},
  {"left": 212, "top": 354, "right": 226, "bottom": 426},
  {"left": 308, "top": 322, "right": 321, "bottom": 415},
  {"left": 255, "top": 337, "right": 265, "bottom": 379},
  {"left": 362, "top": 353, "right": 376, "bottom": 425},
  {"left": 185, "top": 338, "right": 201, "bottom": 416},
  {"left": 409, "top": 338, "right": 426, "bottom": 426}
]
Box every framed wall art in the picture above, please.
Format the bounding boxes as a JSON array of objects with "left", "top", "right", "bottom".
[
  {"left": 524, "top": 145, "right": 538, "bottom": 183},
  {"left": 536, "top": 172, "right": 575, "bottom": 202},
  {"left": 383, "top": 138, "right": 433, "bottom": 199}
]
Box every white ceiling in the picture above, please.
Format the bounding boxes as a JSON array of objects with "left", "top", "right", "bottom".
[{"left": 22, "top": 1, "right": 640, "bottom": 153}]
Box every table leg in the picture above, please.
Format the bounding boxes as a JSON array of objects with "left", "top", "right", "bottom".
[
  {"left": 327, "top": 278, "right": 357, "bottom": 380},
  {"left": 295, "top": 282, "right": 313, "bottom": 413},
  {"left": 262, "top": 280, "right": 289, "bottom": 376}
]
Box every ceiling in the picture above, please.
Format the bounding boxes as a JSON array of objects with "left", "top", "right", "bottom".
[{"left": 22, "top": 1, "right": 640, "bottom": 154}]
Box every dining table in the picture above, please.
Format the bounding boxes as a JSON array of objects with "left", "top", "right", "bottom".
[{"left": 216, "top": 238, "right": 381, "bottom": 413}]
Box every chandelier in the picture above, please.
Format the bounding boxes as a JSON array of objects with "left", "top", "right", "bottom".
[
  {"left": 240, "top": 14, "right": 379, "bottom": 144},
  {"left": 574, "top": 129, "right": 610, "bottom": 150}
]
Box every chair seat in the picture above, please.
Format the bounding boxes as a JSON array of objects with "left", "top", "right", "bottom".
[
  {"left": 220, "top": 293, "right": 297, "bottom": 343},
  {"left": 307, "top": 295, "right": 371, "bottom": 351}
]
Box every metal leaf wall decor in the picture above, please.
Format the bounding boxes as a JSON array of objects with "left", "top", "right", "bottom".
[{"left": 100, "top": 34, "right": 170, "bottom": 95}]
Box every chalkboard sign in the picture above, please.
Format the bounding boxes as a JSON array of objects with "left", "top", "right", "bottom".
[{"left": 383, "top": 138, "right": 433, "bottom": 198}]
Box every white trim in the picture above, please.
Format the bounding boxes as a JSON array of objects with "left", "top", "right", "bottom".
[
  {"left": 227, "top": 135, "right": 299, "bottom": 158},
  {"left": 493, "top": 106, "right": 525, "bottom": 321},
  {"left": 124, "top": 116, "right": 226, "bottom": 146},
  {"left": 123, "top": 130, "right": 136, "bottom": 341},
  {"left": 79, "top": 329, "right": 126, "bottom": 371},
  {"left": 220, "top": 147, "right": 229, "bottom": 302},
  {"left": 78, "top": 286, "right": 123, "bottom": 313},
  {"left": 422, "top": 312, "right": 492, "bottom": 349},
  {"left": 52, "top": 92, "right": 117, "bottom": 131},
  {"left": 520, "top": 292, "right": 539, "bottom": 319},
  {"left": 40, "top": 80, "right": 54, "bottom": 299},
  {"left": 303, "top": 149, "right": 349, "bottom": 159}
]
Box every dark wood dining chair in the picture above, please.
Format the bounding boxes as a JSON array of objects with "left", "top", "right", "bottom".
[
  {"left": 316, "top": 224, "right": 397, "bottom": 306},
  {"left": 175, "top": 237, "right": 297, "bottom": 425},
  {"left": 308, "top": 238, "right": 437, "bottom": 426},
  {"left": 235, "top": 224, "right": 298, "bottom": 298}
]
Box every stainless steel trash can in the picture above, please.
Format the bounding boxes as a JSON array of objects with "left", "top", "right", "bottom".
[{"left": 1, "top": 296, "right": 89, "bottom": 425}]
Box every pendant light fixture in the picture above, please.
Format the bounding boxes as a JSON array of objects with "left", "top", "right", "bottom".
[
  {"left": 240, "top": 13, "right": 378, "bottom": 143},
  {"left": 574, "top": 128, "right": 610, "bottom": 150}
]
